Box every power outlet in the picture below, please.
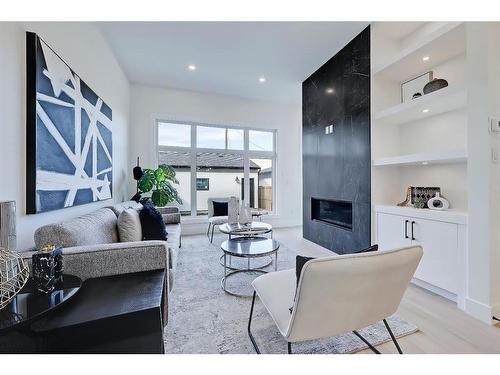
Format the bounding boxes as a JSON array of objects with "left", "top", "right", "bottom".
[
  {"left": 492, "top": 148, "right": 498, "bottom": 164},
  {"left": 490, "top": 118, "right": 500, "bottom": 133}
]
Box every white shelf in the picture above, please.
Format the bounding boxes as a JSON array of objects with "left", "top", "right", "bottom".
[
  {"left": 373, "top": 85, "right": 466, "bottom": 126},
  {"left": 373, "top": 150, "right": 467, "bottom": 167},
  {"left": 373, "top": 23, "right": 465, "bottom": 81},
  {"left": 374, "top": 204, "right": 467, "bottom": 225}
]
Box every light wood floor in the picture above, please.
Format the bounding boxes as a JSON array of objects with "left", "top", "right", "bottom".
[{"left": 273, "top": 227, "right": 500, "bottom": 354}]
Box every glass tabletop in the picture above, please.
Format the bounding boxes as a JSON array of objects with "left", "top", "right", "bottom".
[
  {"left": 0, "top": 275, "right": 81, "bottom": 334},
  {"left": 221, "top": 237, "right": 280, "bottom": 258},
  {"left": 219, "top": 222, "right": 272, "bottom": 235}
]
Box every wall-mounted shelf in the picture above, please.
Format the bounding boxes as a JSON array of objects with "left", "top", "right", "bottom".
[
  {"left": 372, "top": 149, "right": 467, "bottom": 167},
  {"left": 373, "top": 85, "right": 466, "bottom": 126},
  {"left": 375, "top": 204, "right": 468, "bottom": 225},
  {"left": 373, "top": 22, "right": 465, "bottom": 81}
]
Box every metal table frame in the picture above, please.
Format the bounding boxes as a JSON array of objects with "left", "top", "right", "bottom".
[{"left": 221, "top": 239, "right": 279, "bottom": 298}]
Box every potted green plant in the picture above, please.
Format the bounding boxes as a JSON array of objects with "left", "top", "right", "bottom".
[{"left": 138, "top": 164, "right": 182, "bottom": 207}]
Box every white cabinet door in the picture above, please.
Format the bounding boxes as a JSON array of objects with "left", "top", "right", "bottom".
[
  {"left": 376, "top": 212, "right": 412, "bottom": 250},
  {"left": 411, "top": 218, "right": 459, "bottom": 294}
]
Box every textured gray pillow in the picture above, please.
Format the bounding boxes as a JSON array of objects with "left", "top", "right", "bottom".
[{"left": 117, "top": 208, "right": 142, "bottom": 242}]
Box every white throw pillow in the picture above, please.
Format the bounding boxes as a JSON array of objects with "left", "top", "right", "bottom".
[{"left": 117, "top": 208, "right": 142, "bottom": 242}]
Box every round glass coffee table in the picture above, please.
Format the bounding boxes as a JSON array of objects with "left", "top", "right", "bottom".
[
  {"left": 218, "top": 222, "right": 273, "bottom": 270},
  {"left": 221, "top": 237, "right": 279, "bottom": 297}
]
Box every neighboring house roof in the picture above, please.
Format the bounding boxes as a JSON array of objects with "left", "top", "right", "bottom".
[
  {"left": 159, "top": 151, "right": 260, "bottom": 170},
  {"left": 260, "top": 167, "right": 272, "bottom": 175}
]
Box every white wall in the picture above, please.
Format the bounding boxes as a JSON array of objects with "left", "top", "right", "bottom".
[
  {"left": 129, "top": 84, "right": 302, "bottom": 233},
  {"left": 464, "top": 22, "right": 500, "bottom": 322},
  {"left": 0, "top": 22, "right": 131, "bottom": 250}
]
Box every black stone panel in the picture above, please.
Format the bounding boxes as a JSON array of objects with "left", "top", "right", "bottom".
[{"left": 302, "top": 26, "right": 371, "bottom": 254}]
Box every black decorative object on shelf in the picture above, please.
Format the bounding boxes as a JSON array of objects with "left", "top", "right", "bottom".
[
  {"left": 411, "top": 187, "right": 441, "bottom": 208},
  {"left": 423, "top": 78, "right": 448, "bottom": 94},
  {"left": 412, "top": 92, "right": 422, "bottom": 99},
  {"left": 32, "top": 245, "right": 60, "bottom": 294}
]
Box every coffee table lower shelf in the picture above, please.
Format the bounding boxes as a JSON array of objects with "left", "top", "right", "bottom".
[{"left": 220, "top": 237, "right": 280, "bottom": 298}]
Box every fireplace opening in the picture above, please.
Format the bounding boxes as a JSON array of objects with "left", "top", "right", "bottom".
[{"left": 311, "top": 198, "right": 353, "bottom": 231}]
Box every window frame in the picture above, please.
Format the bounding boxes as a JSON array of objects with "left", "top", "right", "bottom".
[{"left": 155, "top": 119, "right": 277, "bottom": 217}]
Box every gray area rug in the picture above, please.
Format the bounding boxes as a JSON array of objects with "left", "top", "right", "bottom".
[{"left": 164, "top": 233, "right": 418, "bottom": 354}]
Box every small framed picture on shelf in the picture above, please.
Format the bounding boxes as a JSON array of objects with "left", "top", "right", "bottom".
[{"left": 401, "top": 71, "right": 433, "bottom": 103}]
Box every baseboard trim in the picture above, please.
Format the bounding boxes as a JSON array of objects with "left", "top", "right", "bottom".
[
  {"left": 491, "top": 303, "right": 500, "bottom": 321},
  {"left": 411, "top": 278, "right": 457, "bottom": 303},
  {"left": 464, "top": 297, "right": 495, "bottom": 324}
]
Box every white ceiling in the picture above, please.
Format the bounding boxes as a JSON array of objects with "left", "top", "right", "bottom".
[{"left": 97, "top": 22, "right": 368, "bottom": 104}]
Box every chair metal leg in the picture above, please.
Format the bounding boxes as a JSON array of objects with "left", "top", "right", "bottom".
[
  {"left": 352, "top": 330, "right": 381, "bottom": 354},
  {"left": 287, "top": 342, "right": 292, "bottom": 354},
  {"left": 207, "top": 223, "right": 211, "bottom": 237},
  {"left": 210, "top": 225, "right": 216, "bottom": 243},
  {"left": 383, "top": 319, "right": 403, "bottom": 354},
  {"left": 248, "top": 291, "right": 261, "bottom": 354}
]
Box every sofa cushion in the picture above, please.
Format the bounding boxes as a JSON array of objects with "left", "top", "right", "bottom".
[
  {"left": 108, "top": 201, "right": 142, "bottom": 217},
  {"left": 34, "top": 207, "right": 119, "bottom": 249},
  {"left": 117, "top": 208, "right": 142, "bottom": 242},
  {"left": 208, "top": 216, "right": 228, "bottom": 225}
]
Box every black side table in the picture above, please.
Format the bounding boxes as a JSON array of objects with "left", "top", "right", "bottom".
[{"left": 0, "top": 275, "right": 81, "bottom": 352}]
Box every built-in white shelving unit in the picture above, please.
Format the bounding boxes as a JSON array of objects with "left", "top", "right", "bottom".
[
  {"left": 373, "top": 85, "right": 466, "bottom": 127},
  {"left": 371, "top": 22, "right": 469, "bottom": 309},
  {"left": 373, "top": 149, "right": 467, "bottom": 167},
  {"left": 373, "top": 22, "right": 465, "bottom": 81},
  {"left": 371, "top": 21, "right": 468, "bottom": 211}
]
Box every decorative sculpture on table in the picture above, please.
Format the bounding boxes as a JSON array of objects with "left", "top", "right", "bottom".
[
  {"left": 32, "top": 245, "right": 64, "bottom": 294},
  {"left": 239, "top": 203, "right": 252, "bottom": 225},
  {"left": 26, "top": 32, "right": 113, "bottom": 214},
  {"left": 0, "top": 201, "right": 29, "bottom": 310}
]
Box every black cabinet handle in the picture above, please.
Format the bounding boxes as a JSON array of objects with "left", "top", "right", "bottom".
[
  {"left": 411, "top": 221, "right": 416, "bottom": 241},
  {"left": 404, "top": 220, "right": 409, "bottom": 239}
]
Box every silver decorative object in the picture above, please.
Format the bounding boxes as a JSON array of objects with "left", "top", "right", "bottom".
[
  {"left": 0, "top": 247, "right": 30, "bottom": 310},
  {"left": 0, "top": 201, "right": 28, "bottom": 310},
  {"left": 0, "top": 201, "right": 17, "bottom": 251}
]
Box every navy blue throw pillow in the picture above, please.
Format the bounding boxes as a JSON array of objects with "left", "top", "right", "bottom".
[
  {"left": 213, "top": 201, "right": 228, "bottom": 216},
  {"left": 351, "top": 244, "right": 378, "bottom": 254},
  {"left": 139, "top": 200, "right": 168, "bottom": 241}
]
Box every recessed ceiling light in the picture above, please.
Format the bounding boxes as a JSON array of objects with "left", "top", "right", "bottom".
[
  {"left": 325, "top": 88, "right": 334, "bottom": 94},
  {"left": 259, "top": 77, "right": 266, "bottom": 83},
  {"left": 422, "top": 161, "right": 429, "bottom": 165},
  {"left": 422, "top": 56, "right": 430, "bottom": 62},
  {"left": 188, "top": 64, "right": 196, "bottom": 71},
  {"left": 422, "top": 109, "right": 429, "bottom": 113}
]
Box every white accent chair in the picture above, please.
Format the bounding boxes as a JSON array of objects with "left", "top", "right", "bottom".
[
  {"left": 207, "top": 197, "right": 239, "bottom": 243},
  {"left": 248, "top": 245, "right": 423, "bottom": 354}
]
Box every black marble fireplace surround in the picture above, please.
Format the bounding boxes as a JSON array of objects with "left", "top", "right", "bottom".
[{"left": 302, "top": 26, "right": 370, "bottom": 254}]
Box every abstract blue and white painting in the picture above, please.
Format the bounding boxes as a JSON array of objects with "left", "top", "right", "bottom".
[{"left": 27, "top": 33, "right": 113, "bottom": 213}]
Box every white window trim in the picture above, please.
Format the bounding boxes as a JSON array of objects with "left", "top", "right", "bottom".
[{"left": 155, "top": 119, "right": 277, "bottom": 217}]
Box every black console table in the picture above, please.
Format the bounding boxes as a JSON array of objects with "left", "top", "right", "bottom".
[{"left": 0, "top": 270, "right": 166, "bottom": 354}]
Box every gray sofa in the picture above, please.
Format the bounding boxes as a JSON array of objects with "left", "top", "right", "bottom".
[{"left": 20, "top": 201, "right": 181, "bottom": 322}]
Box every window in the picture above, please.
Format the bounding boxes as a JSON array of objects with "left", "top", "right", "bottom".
[
  {"left": 158, "top": 122, "right": 190, "bottom": 147},
  {"left": 196, "top": 178, "right": 209, "bottom": 191},
  {"left": 157, "top": 120, "right": 276, "bottom": 217},
  {"left": 249, "top": 130, "right": 274, "bottom": 151}
]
